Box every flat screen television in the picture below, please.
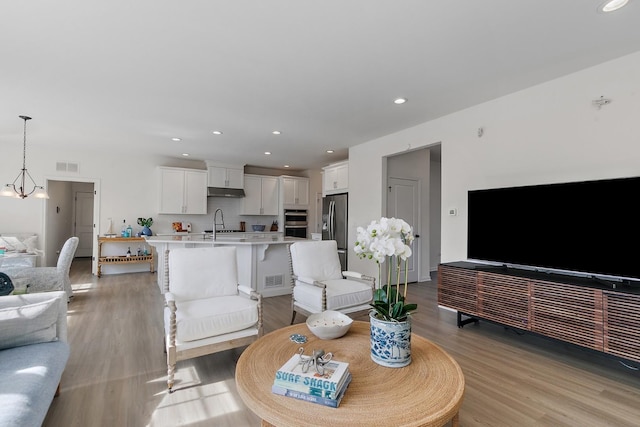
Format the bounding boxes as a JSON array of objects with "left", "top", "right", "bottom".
[{"left": 467, "top": 176, "right": 640, "bottom": 281}]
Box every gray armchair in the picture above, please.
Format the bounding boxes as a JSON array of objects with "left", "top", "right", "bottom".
[{"left": 2, "top": 237, "right": 79, "bottom": 299}]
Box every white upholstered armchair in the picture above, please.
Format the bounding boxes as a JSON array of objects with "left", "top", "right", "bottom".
[
  {"left": 164, "top": 246, "right": 263, "bottom": 393},
  {"left": 288, "top": 240, "right": 375, "bottom": 324},
  {"left": 2, "top": 237, "right": 78, "bottom": 300}
]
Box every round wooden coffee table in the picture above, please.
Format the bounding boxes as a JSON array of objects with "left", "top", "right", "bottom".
[{"left": 236, "top": 321, "right": 464, "bottom": 427}]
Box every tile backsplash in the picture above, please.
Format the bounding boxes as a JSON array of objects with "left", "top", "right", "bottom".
[{"left": 150, "top": 197, "right": 279, "bottom": 234}]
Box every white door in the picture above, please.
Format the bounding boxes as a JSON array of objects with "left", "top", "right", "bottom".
[
  {"left": 74, "top": 191, "right": 94, "bottom": 257},
  {"left": 386, "top": 177, "right": 419, "bottom": 283}
]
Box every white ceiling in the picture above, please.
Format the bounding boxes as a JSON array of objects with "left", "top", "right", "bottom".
[{"left": 2, "top": 1, "right": 640, "bottom": 171}]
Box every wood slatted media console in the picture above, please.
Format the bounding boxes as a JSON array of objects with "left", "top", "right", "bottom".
[{"left": 438, "top": 262, "right": 640, "bottom": 363}]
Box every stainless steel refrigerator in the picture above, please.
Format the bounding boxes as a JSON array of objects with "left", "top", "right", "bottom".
[{"left": 322, "top": 193, "right": 348, "bottom": 271}]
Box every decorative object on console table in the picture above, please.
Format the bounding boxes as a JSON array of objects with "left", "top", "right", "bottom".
[
  {"left": 354, "top": 217, "right": 416, "bottom": 367},
  {"left": 137, "top": 217, "right": 153, "bottom": 236}
]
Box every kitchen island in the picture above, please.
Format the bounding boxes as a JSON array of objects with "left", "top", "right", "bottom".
[{"left": 145, "top": 233, "right": 299, "bottom": 297}]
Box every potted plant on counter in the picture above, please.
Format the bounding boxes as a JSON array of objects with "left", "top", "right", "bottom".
[
  {"left": 354, "top": 217, "right": 416, "bottom": 367},
  {"left": 137, "top": 217, "right": 153, "bottom": 236}
]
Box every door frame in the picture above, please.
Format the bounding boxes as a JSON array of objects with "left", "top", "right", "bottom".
[{"left": 43, "top": 176, "right": 101, "bottom": 275}]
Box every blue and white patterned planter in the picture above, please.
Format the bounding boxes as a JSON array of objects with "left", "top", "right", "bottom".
[{"left": 370, "top": 311, "right": 412, "bottom": 368}]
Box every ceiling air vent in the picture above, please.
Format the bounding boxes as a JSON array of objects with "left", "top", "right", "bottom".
[{"left": 56, "top": 161, "right": 80, "bottom": 174}]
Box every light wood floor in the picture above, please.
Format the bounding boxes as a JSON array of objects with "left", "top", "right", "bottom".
[{"left": 43, "top": 258, "right": 640, "bottom": 426}]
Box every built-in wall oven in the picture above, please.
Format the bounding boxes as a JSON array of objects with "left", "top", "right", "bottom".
[{"left": 284, "top": 209, "right": 308, "bottom": 238}]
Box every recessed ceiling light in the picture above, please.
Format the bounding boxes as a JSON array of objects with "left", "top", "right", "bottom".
[
  {"left": 264, "top": 151, "right": 271, "bottom": 155},
  {"left": 326, "top": 150, "right": 334, "bottom": 154},
  {"left": 272, "top": 130, "right": 281, "bottom": 135},
  {"left": 172, "top": 137, "right": 182, "bottom": 142},
  {"left": 600, "top": 0, "right": 629, "bottom": 12},
  {"left": 284, "top": 165, "right": 290, "bottom": 168},
  {"left": 394, "top": 98, "right": 407, "bottom": 104},
  {"left": 181, "top": 153, "right": 189, "bottom": 157},
  {"left": 212, "top": 131, "right": 223, "bottom": 135}
]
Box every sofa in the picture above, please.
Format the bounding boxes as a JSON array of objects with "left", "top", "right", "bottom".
[{"left": 0, "top": 291, "right": 70, "bottom": 427}]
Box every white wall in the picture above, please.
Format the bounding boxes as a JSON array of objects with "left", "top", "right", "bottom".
[
  {"left": 0, "top": 142, "right": 324, "bottom": 270},
  {"left": 349, "top": 50, "right": 640, "bottom": 279},
  {"left": 3, "top": 50, "right": 639, "bottom": 278},
  {"left": 0, "top": 144, "right": 205, "bottom": 269}
]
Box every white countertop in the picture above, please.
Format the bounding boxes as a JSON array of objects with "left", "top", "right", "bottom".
[{"left": 145, "top": 234, "right": 305, "bottom": 245}]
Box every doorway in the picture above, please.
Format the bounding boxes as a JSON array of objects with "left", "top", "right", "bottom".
[
  {"left": 44, "top": 177, "right": 100, "bottom": 275},
  {"left": 385, "top": 145, "right": 441, "bottom": 282}
]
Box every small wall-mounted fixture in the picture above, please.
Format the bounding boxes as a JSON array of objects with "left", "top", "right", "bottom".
[
  {"left": 477, "top": 127, "right": 484, "bottom": 138},
  {"left": 592, "top": 96, "right": 612, "bottom": 109},
  {"left": 448, "top": 208, "right": 458, "bottom": 216}
]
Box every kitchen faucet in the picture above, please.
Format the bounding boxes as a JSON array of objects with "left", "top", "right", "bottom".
[{"left": 213, "top": 208, "right": 225, "bottom": 240}]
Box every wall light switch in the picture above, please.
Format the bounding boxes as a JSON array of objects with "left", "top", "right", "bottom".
[{"left": 448, "top": 208, "right": 457, "bottom": 216}]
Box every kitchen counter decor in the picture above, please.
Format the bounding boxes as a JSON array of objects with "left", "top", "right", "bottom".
[{"left": 137, "top": 217, "right": 153, "bottom": 236}]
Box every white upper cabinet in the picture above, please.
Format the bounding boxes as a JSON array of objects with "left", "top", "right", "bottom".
[
  {"left": 281, "top": 176, "right": 309, "bottom": 208},
  {"left": 322, "top": 161, "right": 348, "bottom": 195},
  {"left": 241, "top": 174, "right": 279, "bottom": 215},
  {"left": 158, "top": 167, "right": 208, "bottom": 214},
  {"left": 205, "top": 161, "right": 244, "bottom": 189}
]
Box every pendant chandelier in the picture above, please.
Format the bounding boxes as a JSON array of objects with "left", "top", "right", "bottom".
[{"left": 0, "top": 115, "right": 49, "bottom": 199}]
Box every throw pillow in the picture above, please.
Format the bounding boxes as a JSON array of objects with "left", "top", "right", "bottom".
[
  {"left": 23, "top": 235, "right": 38, "bottom": 253},
  {"left": 0, "top": 236, "right": 27, "bottom": 252},
  {"left": 0, "top": 298, "right": 58, "bottom": 350}
]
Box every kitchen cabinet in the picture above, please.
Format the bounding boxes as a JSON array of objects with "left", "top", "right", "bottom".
[
  {"left": 322, "top": 160, "right": 348, "bottom": 195},
  {"left": 242, "top": 174, "right": 279, "bottom": 215},
  {"left": 281, "top": 176, "right": 309, "bottom": 207},
  {"left": 158, "top": 167, "right": 208, "bottom": 214},
  {"left": 206, "top": 161, "right": 244, "bottom": 189}
]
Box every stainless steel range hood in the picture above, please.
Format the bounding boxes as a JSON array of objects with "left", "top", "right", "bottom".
[{"left": 207, "top": 187, "right": 245, "bottom": 198}]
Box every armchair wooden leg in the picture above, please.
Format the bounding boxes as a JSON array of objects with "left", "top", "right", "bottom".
[
  {"left": 167, "top": 346, "right": 176, "bottom": 393},
  {"left": 167, "top": 363, "right": 175, "bottom": 393}
]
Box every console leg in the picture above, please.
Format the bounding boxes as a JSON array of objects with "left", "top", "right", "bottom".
[{"left": 457, "top": 311, "right": 479, "bottom": 328}]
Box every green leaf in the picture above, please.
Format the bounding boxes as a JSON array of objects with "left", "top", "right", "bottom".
[
  {"left": 373, "top": 288, "right": 388, "bottom": 304},
  {"left": 404, "top": 304, "right": 418, "bottom": 312},
  {"left": 391, "top": 301, "right": 404, "bottom": 319}
]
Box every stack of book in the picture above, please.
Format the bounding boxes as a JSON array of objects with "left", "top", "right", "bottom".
[{"left": 272, "top": 353, "right": 351, "bottom": 408}]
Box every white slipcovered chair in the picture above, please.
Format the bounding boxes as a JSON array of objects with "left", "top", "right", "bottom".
[
  {"left": 164, "top": 246, "right": 262, "bottom": 392},
  {"left": 288, "top": 240, "right": 375, "bottom": 324},
  {"left": 2, "top": 237, "right": 78, "bottom": 300}
]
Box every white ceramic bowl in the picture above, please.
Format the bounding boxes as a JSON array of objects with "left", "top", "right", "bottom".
[{"left": 306, "top": 311, "right": 353, "bottom": 340}]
